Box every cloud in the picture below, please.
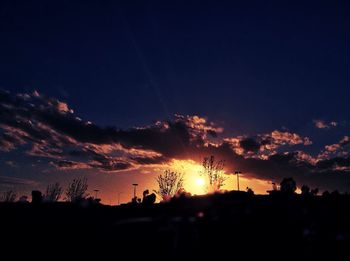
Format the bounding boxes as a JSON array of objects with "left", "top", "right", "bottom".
[
  {"left": 4, "top": 161, "right": 18, "bottom": 167},
  {"left": 317, "top": 136, "right": 350, "bottom": 160},
  {"left": 239, "top": 138, "right": 261, "bottom": 152},
  {"left": 224, "top": 130, "right": 312, "bottom": 159},
  {"left": 181, "top": 143, "right": 350, "bottom": 191},
  {"left": 314, "top": 119, "right": 338, "bottom": 129},
  {"left": 1, "top": 89, "right": 350, "bottom": 191},
  {"left": 0, "top": 90, "right": 228, "bottom": 172},
  {"left": 0, "top": 176, "right": 38, "bottom": 186},
  {"left": 49, "top": 160, "right": 91, "bottom": 170},
  {"left": 268, "top": 130, "right": 312, "bottom": 146}
]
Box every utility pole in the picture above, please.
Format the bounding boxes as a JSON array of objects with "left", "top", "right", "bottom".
[
  {"left": 132, "top": 183, "right": 138, "bottom": 199},
  {"left": 235, "top": 171, "right": 242, "bottom": 191}
]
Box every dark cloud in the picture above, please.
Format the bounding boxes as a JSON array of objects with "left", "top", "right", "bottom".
[
  {"left": 131, "top": 156, "right": 168, "bottom": 165},
  {"left": 184, "top": 144, "right": 350, "bottom": 191},
  {"left": 1, "top": 90, "right": 350, "bottom": 191},
  {"left": 50, "top": 160, "right": 90, "bottom": 170},
  {"left": 0, "top": 90, "right": 213, "bottom": 171},
  {"left": 239, "top": 138, "right": 260, "bottom": 152}
]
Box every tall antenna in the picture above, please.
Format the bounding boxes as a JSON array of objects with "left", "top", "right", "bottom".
[{"left": 235, "top": 171, "right": 242, "bottom": 191}]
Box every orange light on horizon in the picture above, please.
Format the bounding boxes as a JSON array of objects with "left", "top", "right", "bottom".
[
  {"left": 169, "top": 159, "right": 207, "bottom": 195},
  {"left": 94, "top": 159, "right": 273, "bottom": 205},
  {"left": 168, "top": 159, "right": 271, "bottom": 195}
]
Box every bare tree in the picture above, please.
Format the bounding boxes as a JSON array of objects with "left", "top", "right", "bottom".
[
  {"left": 45, "top": 182, "right": 63, "bottom": 202},
  {"left": 1, "top": 190, "right": 17, "bottom": 202},
  {"left": 155, "top": 170, "right": 184, "bottom": 201},
  {"left": 65, "top": 177, "right": 88, "bottom": 202},
  {"left": 202, "top": 155, "right": 227, "bottom": 192}
]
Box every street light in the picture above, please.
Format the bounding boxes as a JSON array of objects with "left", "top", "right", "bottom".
[
  {"left": 132, "top": 183, "right": 138, "bottom": 198},
  {"left": 234, "top": 171, "right": 242, "bottom": 191}
]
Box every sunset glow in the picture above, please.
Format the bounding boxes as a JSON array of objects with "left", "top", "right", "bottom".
[
  {"left": 1, "top": 2, "right": 349, "bottom": 257},
  {"left": 195, "top": 177, "right": 205, "bottom": 187},
  {"left": 158, "top": 159, "right": 272, "bottom": 196},
  {"left": 169, "top": 159, "right": 207, "bottom": 195}
]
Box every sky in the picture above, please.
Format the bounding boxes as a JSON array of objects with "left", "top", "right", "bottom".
[{"left": 1, "top": 0, "right": 350, "bottom": 204}]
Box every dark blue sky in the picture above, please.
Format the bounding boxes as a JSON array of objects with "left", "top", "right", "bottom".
[
  {"left": 1, "top": 1, "right": 350, "bottom": 201},
  {"left": 1, "top": 1, "right": 349, "bottom": 133}
]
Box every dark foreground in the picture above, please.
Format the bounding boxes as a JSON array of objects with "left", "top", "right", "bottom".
[{"left": 1, "top": 192, "right": 349, "bottom": 259}]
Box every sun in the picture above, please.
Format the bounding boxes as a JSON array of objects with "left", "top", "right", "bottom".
[
  {"left": 195, "top": 177, "right": 205, "bottom": 187},
  {"left": 169, "top": 159, "right": 207, "bottom": 195}
]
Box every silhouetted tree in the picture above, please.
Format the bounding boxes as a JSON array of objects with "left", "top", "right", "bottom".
[
  {"left": 65, "top": 177, "right": 88, "bottom": 202},
  {"left": 322, "top": 190, "right": 330, "bottom": 197},
  {"left": 18, "top": 195, "right": 29, "bottom": 203},
  {"left": 155, "top": 170, "right": 184, "bottom": 201},
  {"left": 1, "top": 190, "right": 16, "bottom": 202},
  {"left": 301, "top": 185, "right": 310, "bottom": 195},
  {"left": 142, "top": 189, "right": 156, "bottom": 205},
  {"left": 331, "top": 190, "right": 340, "bottom": 197},
  {"left": 280, "top": 177, "right": 297, "bottom": 194},
  {"left": 310, "top": 188, "right": 319, "bottom": 196},
  {"left": 44, "top": 182, "right": 63, "bottom": 202},
  {"left": 202, "top": 155, "right": 227, "bottom": 192}
]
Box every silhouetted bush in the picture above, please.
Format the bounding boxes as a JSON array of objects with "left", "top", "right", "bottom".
[
  {"left": 1, "top": 190, "right": 16, "bottom": 202},
  {"left": 322, "top": 190, "right": 330, "bottom": 197},
  {"left": 310, "top": 188, "right": 319, "bottom": 196},
  {"left": 18, "top": 195, "right": 29, "bottom": 203},
  {"left": 246, "top": 187, "right": 254, "bottom": 195}
]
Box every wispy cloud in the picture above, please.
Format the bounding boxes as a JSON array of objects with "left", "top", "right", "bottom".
[
  {"left": 0, "top": 176, "right": 38, "bottom": 186},
  {"left": 314, "top": 119, "right": 338, "bottom": 129}
]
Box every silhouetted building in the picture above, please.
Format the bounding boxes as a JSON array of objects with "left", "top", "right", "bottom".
[{"left": 31, "top": 190, "right": 43, "bottom": 204}]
